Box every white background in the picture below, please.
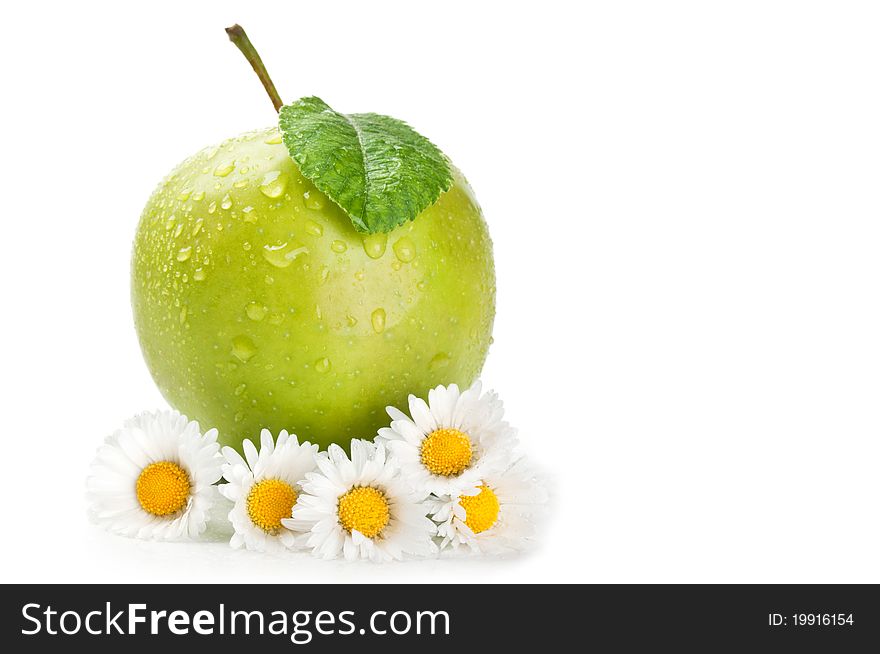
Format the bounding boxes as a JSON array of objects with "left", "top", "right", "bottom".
[{"left": 1, "top": 0, "right": 878, "bottom": 583}]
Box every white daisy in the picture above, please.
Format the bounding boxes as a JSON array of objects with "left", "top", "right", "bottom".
[
  {"left": 283, "top": 439, "right": 436, "bottom": 562},
  {"left": 376, "top": 381, "right": 516, "bottom": 497},
  {"left": 219, "top": 429, "right": 318, "bottom": 552},
  {"left": 428, "top": 457, "right": 547, "bottom": 555},
  {"left": 86, "top": 410, "right": 222, "bottom": 540}
]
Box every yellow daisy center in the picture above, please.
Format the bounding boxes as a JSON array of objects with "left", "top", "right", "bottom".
[
  {"left": 420, "top": 428, "right": 473, "bottom": 476},
  {"left": 459, "top": 484, "right": 500, "bottom": 534},
  {"left": 246, "top": 478, "right": 298, "bottom": 534},
  {"left": 337, "top": 486, "right": 390, "bottom": 538},
  {"left": 135, "top": 461, "right": 191, "bottom": 517}
]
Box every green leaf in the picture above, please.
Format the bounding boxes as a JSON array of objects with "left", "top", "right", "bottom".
[{"left": 278, "top": 96, "right": 453, "bottom": 234}]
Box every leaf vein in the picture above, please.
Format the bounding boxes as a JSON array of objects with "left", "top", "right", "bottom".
[{"left": 340, "top": 112, "right": 372, "bottom": 223}]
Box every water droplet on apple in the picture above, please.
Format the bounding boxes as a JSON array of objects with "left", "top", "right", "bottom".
[
  {"left": 220, "top": 193, "right": 232, "bottom": 210},
  {"left": 259, "top": 170, "right": 288, "bottom": 198},
  {"left": 363, "top": 233, "right": 388, "bottom": 259},
  {"left": 264, "top": 132, "right": 283, "bottom": 145},
  {"left": 192, "top": 218, "right": 204, "bottom": 237},
  {"left": 303, "top": 191, "right": 325, "bottom": 210},
  {"left": 262, "top": 241, "right": 308, "bottom": 268},
  {"left": 416, "top": 281, "right": 426, "bottom": 291},
  {"left": 429, "top": 352, "right": 450, "bottom": 370},
  {"left": 231, "top": 335, "right": 257, "bottom": 362},
  {"left": 314, "top": 357, "right": 331, "bottom": 373},
  {"left": 177, "top": 188, "right": 192, "bottom": 201},
  {"left": 176, "top": 246, "right": 192, "bottom": 262},
  {"left": 234, "top": 411, "right": 245, "bottom": 423},
  {"left": 346, "top": 314, "right": 358, "bottom": 327},
  {"left": 304, "top": 220, "right": 324, "bottom": 237},
  {"left": 371, "top": 308, "right": 386, "bottom": 333},
  {"left": 331, "top": 240, "right": 347, "bottom": 253},
  {"left": 178, "top": 306, "right": 188, "bottom": 324},
  {"left": 193, "top": 268, "right": 207, "bottom": 281},
  {"left": 354, "top": 270, "right": 366, "bottom": 281},
  {"left": 245, "top": 302, "right": 267, "bottom": 321},
  {"left": 207, "top": 201, "right": 217, "bottom": 214},
  {"left": 192, "top": 190, "right": 205, "bottom": 202},
  {"left": 173, "top": 223, "right": 184, "bottom": 238},
  {"left": 242, "top": 206, "right": 257, "bottom": 223},
  {"left": 392, "top": 236, "right": 416, "bottom": 263},
  {"left": 214, "top": 161, "right": 235, "bottom": 177},
  {"left": 234, "top": 383, "right": 247, "bottom": 396}
]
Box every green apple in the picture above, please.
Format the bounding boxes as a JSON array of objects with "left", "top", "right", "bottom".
[{"left": 131, "top": 127, "right": 495, "bottom": 450}]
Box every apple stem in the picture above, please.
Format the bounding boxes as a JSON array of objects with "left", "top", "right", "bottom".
[{"left": 225, "top": 24, "right": 283, "bottom": 112}]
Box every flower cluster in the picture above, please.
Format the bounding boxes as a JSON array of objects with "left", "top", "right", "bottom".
[{"left": 86, "top": 382, "right": 547, "bottom": 562}]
